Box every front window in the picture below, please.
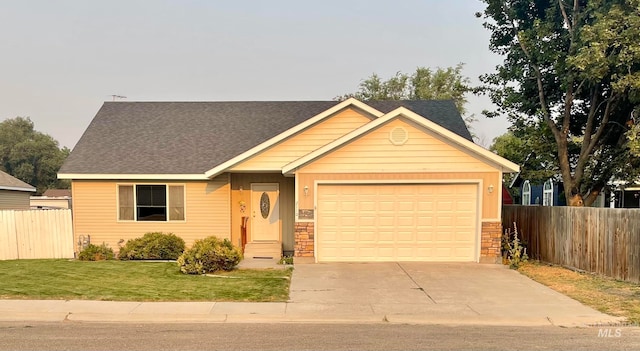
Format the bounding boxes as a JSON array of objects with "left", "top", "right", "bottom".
[
  {"left": 136, "top": 185, "right": 166, "bottom": 221},
  {"left": 522, "top": 180, "right": 531, "bottom": 205},
  {"left": 118, "top": 184, "right": 185, "bottom": 221}
]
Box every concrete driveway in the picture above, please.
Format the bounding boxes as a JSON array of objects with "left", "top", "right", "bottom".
[{"left": 289, "top": 262, "right": 621, "bottom": 326}]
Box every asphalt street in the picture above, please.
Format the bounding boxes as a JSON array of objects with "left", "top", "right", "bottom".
[{"left": 0, "top": 322, "right": 638, "bottom": 351}]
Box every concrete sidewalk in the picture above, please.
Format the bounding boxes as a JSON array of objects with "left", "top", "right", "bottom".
[{"left": 0, "top": 298, "right": 624, "bottom": 326}]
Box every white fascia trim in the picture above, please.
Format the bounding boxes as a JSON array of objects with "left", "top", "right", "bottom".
[
  {"left": 204, "top": 98, "right": 385, "bottom": 178},
  {"left": 314, "top": 179, "right": 483, "bottom": 185},
  {"left": 283, "top": 107, "right": 521, "bottom": 175},
  {"left": 0, "top": 186, "right": 36, "bottom": 192},
  {"left": 57, "top": 173, "right": 208, "bottom": 180}
]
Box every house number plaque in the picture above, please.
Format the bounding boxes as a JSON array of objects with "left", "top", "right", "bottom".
[{"left": 260, "top": 192, "right": 270, "bottom": 219}]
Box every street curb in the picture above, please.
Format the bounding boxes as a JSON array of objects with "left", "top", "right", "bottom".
[{"left": 0, "top": 311, "right": 625, "bottom": 327}]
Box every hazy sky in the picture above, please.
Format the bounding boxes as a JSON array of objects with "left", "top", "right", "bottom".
[{"left": 0, "top": 0, "right": 508, "bottom": 149}]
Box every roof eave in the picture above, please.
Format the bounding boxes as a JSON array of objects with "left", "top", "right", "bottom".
[
  {"left": 0, "top": 186, "right": 36, "bottom": 192},
  {"left": 57, "top": 173, "right": 209, "bottom": 180}
]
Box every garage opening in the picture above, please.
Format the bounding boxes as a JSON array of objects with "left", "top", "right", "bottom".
[{"left": 316, "top": 183, "right": 478, "bottom": 262}]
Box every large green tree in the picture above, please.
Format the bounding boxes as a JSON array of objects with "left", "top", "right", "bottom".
[
  {"left": 490, "top": 123, "right": 560, "bottom": 184},
  {"left": 0, "top": 117, "right": 70, "bottom": 193},
  {"left": 478, "top": 0, "right": 640, "bottom": 206},
  {"left": 336, "top": 65, "right": 476, "bottom": 135}
]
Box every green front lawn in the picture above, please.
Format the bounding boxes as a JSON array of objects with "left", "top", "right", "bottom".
[{"left": 0, "top": 260, "right": 291, "bottom": 302}]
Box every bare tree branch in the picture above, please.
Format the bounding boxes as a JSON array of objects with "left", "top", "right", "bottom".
[
  {"left": 581, "top": 86, "right": 599, "bottom": 149},
  {"left": 558, "top": 0, "right": 572, "bottom": 31}
]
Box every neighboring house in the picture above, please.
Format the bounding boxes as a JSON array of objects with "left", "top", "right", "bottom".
[
  {"left": 30, "top": 189, "right": 72, "bottom": 209},
  {"left": 609, "top": 181, "right": 640, "bottom": 208},
  {"left": 510, "top": 175, "right": 566, "bottom": 206},
  {"left": 502, "top": 185, "right": 513, "bottom": 205},
  {"left": 58, "top": 99, "right": 519, "bottom": 263},
  {"left": 0, "top": 170, "right": 36, "bottom": 210},
  {"left": 510, "top": 175, "right": 611, "bottom": 207}
]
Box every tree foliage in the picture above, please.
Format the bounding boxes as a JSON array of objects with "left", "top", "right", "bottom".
[
  {"left": 0, "top": 117, "right": 70, "bottom": 193},
  {"left": 490, "top": 124, "right": 559, "bottom": 185},
  {"left": 336, "top": 65, "right": 476, "bottom": 135},
  {"left": 477, "top": 0, "right": 640, "bottom": 206}
]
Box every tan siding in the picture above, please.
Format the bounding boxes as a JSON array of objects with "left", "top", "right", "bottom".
[
  {"left": 230, "top": 174, "right": 294, "bottom": 252},
  {"left": 0, "top": 190, "right": 31, "bottom": 210},
  {"left": 71, "top": 174, "right": 230, "bottom": 253},
  {"left": 296, "top": 172, "right": 500, "bottom": 220},
  {"left": 299, "top": 119, "right": 496, "bottom": 173},
  {"left": 230, "top": 108, "right": 373, "bottom": 171}
]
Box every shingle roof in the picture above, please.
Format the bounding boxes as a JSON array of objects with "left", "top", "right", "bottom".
[
  {"left": 0, "top": 170, "right": 36, "bottom": 192},
  {"left": 60, "top": 100, "right": 471, "bottom": 175},
  {"left": 42, "top": 189, "right": 72, "bottom": 197}
]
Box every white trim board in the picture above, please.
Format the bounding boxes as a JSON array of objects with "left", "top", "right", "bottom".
[
  {"left": 0, "top": 185, "right": 36, "bottom": 192},
  {"left": 58, "top": 173, "right": 208, "bottom": 180}
]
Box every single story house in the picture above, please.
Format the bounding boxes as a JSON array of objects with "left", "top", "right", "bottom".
[
  {"left": 30, "top": 189, "right": 72, "bottom": 209},
  {"left": 59, "top": 99, "right": 519, "bottom": 263},
  {"left": 0, "top": 170, "right": 36, "bottom": 210}
]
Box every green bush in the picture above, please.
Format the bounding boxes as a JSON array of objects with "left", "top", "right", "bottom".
[
  {"left": 278, "top": 255, "right": 293, "bottom": 265},
  {"left": 177, "top": 236, "right": 242, "bottom": 274},
  {"left": 118, "top": 232, "right": 186, "bottom": 260},
  {"left": 78, "top": 243, "right": 115, "bottom": 261}
]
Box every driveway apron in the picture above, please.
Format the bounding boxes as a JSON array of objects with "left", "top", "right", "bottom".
[{"left": 289, "top": 262, "right": 621, "bottom": 325}]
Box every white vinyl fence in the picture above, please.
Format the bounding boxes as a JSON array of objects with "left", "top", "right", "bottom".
[{"left": 0, "top": 209, "right": 74, "bottom": 260}]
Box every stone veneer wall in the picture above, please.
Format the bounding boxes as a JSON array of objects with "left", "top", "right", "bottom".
[
  {"left": 294, "top": 221, "right": 503, "bottom": 262},
  {"left": 480, "top": 221, "right": 502, "bottom": 263},
  {"left": 294, "top": 222, "right": 314, "bottom": 257}
]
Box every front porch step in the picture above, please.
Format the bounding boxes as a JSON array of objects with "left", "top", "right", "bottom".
[{"left": 243, "top": 241, "right": 282, "bottom": 259}]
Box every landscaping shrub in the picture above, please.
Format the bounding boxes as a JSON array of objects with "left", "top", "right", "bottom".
[
  {"left": 118, "top": 232, "right": 186, "bottom": 260},
  {"left": 177, "top": 236, "right": 242, "bottom": 274},
  {"left": 278, "top": 255, "right": 293, "bottom": 265},
  {"left": 78, "top": 243, "right": 115, "bottom": 261}
]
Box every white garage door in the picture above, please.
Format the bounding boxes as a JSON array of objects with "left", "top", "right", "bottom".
[{"left": 316, "top": 183, "right": 478, "bottom": 262}]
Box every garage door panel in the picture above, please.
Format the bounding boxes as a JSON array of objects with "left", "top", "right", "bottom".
[
  {"left": 317, "top": 183, "right": 478, "bottom": 262},
  {"left": 378, "top": 202, "right": 395, "bottom": 211},
  {"left": 378, "top": 231, "right": 394, "bottom": 241}
]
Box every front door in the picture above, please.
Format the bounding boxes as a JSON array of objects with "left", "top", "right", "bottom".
[{"left": 251, "top": 183, "right": 280, "bottom": 241}]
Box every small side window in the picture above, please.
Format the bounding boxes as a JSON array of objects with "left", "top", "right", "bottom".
[
  {"left": 168, "top": 185, "right": 185, "bottom": 221},
  {"left": 118, "top": 185, "right": 134, "bottom": 220}
]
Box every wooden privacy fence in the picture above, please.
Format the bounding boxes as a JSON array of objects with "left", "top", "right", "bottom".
[
  {"left": 0, "top": 209, "right": 74, "bottom": 260},
  {"left": 502, "top": 206, "right": 640, "bottom": 283}
]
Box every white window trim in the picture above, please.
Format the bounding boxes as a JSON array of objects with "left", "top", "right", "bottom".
[
  {"left": 117, "top": 183, "right": 187, "bottom": 223},
  {"left": 543, "top": 179, "right": 553, "bottom": 206},
  {"left": 522, "top": 180, "right": 531, "bottom": 206}
]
